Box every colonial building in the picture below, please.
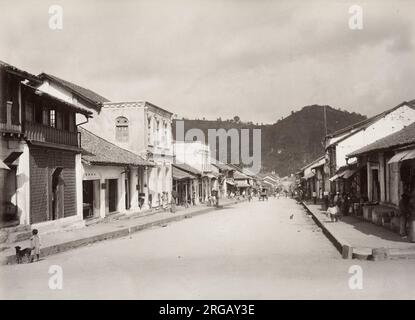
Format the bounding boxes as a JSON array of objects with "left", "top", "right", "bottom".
[
  {"left": 0, "top": 61, "right": 92, "bottom": 229},
  {"left": 297, "top": 156, "right": 325, "bottom": 200},
  {"left": 174, "top": 141, "right": 220, "bottom": 202},
  {"left": 346, "top": 122, "right": 415, "bottom": 239},
  {"left": 211, "top": 160, "right": 235, "bottom": 198},
  {"left": 172, "top": 163, "right": 199, "bottom": 206},
  {"left": 325, "top": 101, "right": 415, "bottom": 194},
  {"left": 80, "top": 127, "right": 153, "bottom": 220},
  {"left": 82, "top": 101, "right": 174, "bottom": 209}
]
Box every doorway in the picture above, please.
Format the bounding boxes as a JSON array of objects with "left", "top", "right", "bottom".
[
  {"left": 83, "top": 180, "right": 94, "bottom": 219},
  {"left": 108, "top": 179, "right": 118, "bottom": 213},
  {"left": 372, "top": 169, "right": 380, "bottom": 202},
  {"left": 51, "top": 167, "right": 64, "bottom": 220}
]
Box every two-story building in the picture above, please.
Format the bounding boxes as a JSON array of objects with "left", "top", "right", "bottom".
[
  {"left": 36, "top": 75, "right": 164, "bottom": 211},
  {"left": 0, "top": 61, "right": 92, "bottom": 229},
  {"left": 82, "top": 101, "right": 174, "bottom": 209}
]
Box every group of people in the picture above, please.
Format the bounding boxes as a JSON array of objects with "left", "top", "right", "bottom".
[{"left": 325, "top": 192, "right": 352, "bottom": 222}]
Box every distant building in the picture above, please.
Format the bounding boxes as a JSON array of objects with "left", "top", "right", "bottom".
[{"left": 173, "top": 141, "right": 220, "bottom": 202}]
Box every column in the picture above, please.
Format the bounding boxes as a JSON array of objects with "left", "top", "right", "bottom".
[
  {"left": 16, "top": 143, "right": 30, "bottom": 225},
  {"left": 118, "top": 172, "right": 126, "bottom": 213},
  {"left": 143, "top": 166, "right": 149, "bottom": 209},
  {"left": 93, "top": 180, "right": 100, "bottom": 217},
  {"left": 129, "top": 167, "right": 138, "bottom": 211},
  {"left": 367, "top": 164, "right": 372, "bottom": 201},
  {"left": 379, "top": 153, "right": 386, "bottom": 202},
  {"left": 99, "top": 178, "right": 106, "bottom": 218}
]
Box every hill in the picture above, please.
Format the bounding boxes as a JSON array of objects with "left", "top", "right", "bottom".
[{"left": 173, "top": 105, "right": 366, "bottom": 176}]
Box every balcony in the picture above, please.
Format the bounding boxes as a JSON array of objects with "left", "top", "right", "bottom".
[
  {"left": 0, "top": 101, "right": 22, "bottom": 134},
  {"left": 24, "top": 121, "right": 80, "bottom": 148}
]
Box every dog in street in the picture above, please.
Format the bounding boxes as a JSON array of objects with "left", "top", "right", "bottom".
[{"left": 15, "top": 246, "right": 32, "bottom": 264}]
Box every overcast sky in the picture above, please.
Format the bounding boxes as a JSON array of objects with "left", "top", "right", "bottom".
[{"left": 1, "top": 0, "right": 414, "bottom": 123}]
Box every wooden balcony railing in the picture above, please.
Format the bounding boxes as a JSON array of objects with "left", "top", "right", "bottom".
[
  {"left": 0, "top": 101, "right": 22, "bottom": 134},
  {"left": 24, "top": 121, "right": 80, "bottom": 147}
]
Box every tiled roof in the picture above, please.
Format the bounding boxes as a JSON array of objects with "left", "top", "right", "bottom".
[
  {"left": 173, "top": 166, "right": 196, "bottom": 180},
  {"left": 300, "top": 155, "right": 325, "bottom": 171},
  {"left": 39, "top": 73, "right": 109, "bottom": 107},
  {"left": 233, "top": 170, "right": 250, "bottom": 180},
  {"left": 327, "top": 101, "right": 415, "bottom": 139},
  {"left": 79, "top": 127, "right": 153, "bottom": 166},
  {"left": 211, "top": 159, "right": 234, "bottom": 171},
  {"left": 347, "top": 122, "right": 415, "bottom": 157},
  {"left": 173, "top": 163, "right": 202, "bottom": 176},
  {"left": 22, "top": 83, "right": 92, "bottom": 116},
  {"left": 0, "top": 60, "right": 41, "bottom": 83}
]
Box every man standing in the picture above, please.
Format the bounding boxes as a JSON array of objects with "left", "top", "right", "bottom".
[
  {"left": 399, "top": 193, "right": 410, "bottom": 238},
  {"left": 407, "top": 190, "right": 415, "bottom": 242}
]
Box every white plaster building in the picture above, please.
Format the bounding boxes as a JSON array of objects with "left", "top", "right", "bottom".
[
  {"left": 174, "top": 141, "right": 220, "bottom": 202},
  {"left": 82, "top": 101, "right": 174, "bottom": 209},
  {"left": 325, "top": 101, "right": 415, "bottom": 193}
]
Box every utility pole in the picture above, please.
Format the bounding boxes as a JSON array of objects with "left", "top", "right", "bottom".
[{"left": 323, "top": 105, "right": 328, "bottom": 136}]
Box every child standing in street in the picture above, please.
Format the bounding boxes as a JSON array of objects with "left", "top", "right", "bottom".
[{"left": 30, "top": 229, "right": 41, "bottom": 262}]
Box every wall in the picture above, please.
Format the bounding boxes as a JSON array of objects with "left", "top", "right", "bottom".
[
  {"left": 82, "top": 104, "right": 147, "bottom": 155},
  {"left": 174, "top": 141, "right": 211, "bottom": 172},
  {"left": 81, "top": 164, "right": 126, "bottom": 217},
  {"left": 29, "top": 146, "right": 77, "bottom": 224},
  {"left": 335, "top": 105, "right": 415, "bottom": 170}
]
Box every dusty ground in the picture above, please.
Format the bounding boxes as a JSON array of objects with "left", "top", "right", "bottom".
[{"left": 1, "top": 198, "right": 415, "bottom": 299}]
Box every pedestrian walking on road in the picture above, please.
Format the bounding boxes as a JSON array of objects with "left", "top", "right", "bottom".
[{"left": 30, "top": 229, "right": 41, "bottom": 262}]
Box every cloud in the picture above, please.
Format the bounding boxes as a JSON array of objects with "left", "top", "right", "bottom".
[{"left": 1, "top": 0, "right": 415, "bottom": 123}]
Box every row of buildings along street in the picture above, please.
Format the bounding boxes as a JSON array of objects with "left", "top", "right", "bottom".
[
  {"left": 0, "top": 60, "right": 284, "bottom": 237},
  {"left": 297, "top": 101, "right": 415, "bottom": 241}
]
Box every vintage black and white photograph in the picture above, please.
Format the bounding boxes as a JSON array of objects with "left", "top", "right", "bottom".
[{"left": 1, "top": 0, "right": 415, "bottom": 304}]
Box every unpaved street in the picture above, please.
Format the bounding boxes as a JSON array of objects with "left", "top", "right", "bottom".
[{"left": 1, "top": 198, "right": 415, "bottom": 299}]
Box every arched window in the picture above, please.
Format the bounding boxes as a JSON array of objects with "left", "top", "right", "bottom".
[{"left": 115, "top": 116, "right": 129, "bottom": 142}]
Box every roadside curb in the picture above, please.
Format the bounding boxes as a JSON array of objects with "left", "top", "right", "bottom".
[
  {"left": 2, "top": 199, "right": 244, "bottom": 265},
  {"left": 300, "top": 202, "right": 359, "bottom": 260}
]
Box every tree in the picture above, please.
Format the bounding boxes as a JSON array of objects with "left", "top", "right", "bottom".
[{"left": 233, "top": 115, "right": 240, "bottom": 123}]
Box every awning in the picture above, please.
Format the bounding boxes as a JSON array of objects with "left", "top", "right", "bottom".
[
  {"left": 388, "top": 151, "right": 410, "bottom": 164},
  {"left": 204, "top": 172, "right": 220, "bottom": 179},
  {"left": 3, "top": 152, "right": 23, "bottom": 166},
  {"left": 342, "top": 168, "right": 359, "bottom": 179},
  {"left": 235, "top": 181, "right": 251, "bottom": 188},
  {"left": 0, "top": 160, "right": 10, "bottom": 170},
  {"left": 226, "top": 180, "right": 235, "bottom": 186},
  {"left": 172, "top": 166, "right": 196, "bottom": 180},
  {"left": 329, "top": 171, "right": 346, "bottom": 182},
  {"left": 302, "top": 172, "right": 315, "bottom": 180},
  {"left": 401, "top": 149, "right": 415, "bottom": 162}
]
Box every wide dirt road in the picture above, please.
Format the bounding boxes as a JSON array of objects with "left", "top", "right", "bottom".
[{"left": 1, "top": 198, "right": 415, "bottom": 299}]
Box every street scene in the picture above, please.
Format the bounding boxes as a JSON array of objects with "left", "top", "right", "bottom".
[
  {"left": 2, "top": 197, "right": 415, "bottom": 300},
  {"left": 2, "top": 1, "right": 415, "bottom": 302}
]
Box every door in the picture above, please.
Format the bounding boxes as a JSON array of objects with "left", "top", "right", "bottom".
[
  {"left": 372, "top": 169, "right": 380, "bottom": 202},
  {"left": 108, "top": 179, "right": 118, "bottom": 213},
  {"left": 82, "top": 180, "right": 94, "bottom": 219},
  {"left": 51, "top": 168, "right": 64, "bottom": 220}
]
